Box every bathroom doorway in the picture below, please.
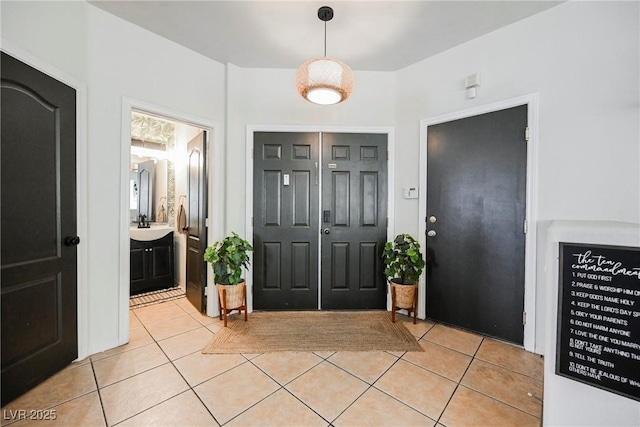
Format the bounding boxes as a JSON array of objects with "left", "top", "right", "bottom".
[{"left": 127, "top": 110, "right": 207, "bottom": 309}]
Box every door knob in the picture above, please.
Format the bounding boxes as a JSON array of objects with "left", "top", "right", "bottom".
[
  {"left": 64, "top": 236, "right": 80, "bottom": 246},
  {"left": 323, "top": 228, "right": 330, "bottom": 235},
  {"left": 427, "top": 230, "right": 436, "bottom": 237}
]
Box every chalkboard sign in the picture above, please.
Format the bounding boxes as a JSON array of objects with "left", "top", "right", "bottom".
[{"left": 557, "top": 243, "right": 640, "bottom": 401}]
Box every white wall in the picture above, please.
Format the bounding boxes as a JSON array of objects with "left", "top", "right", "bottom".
[
  {"left": 1, "top": 1, "right": 88, "bottom": 81},
  {"left": 395, "top": 0, "right": 639, "bottom": 231},
  {"left": 2, "top": 1, "right": 226, "bottom": 356},
  {"left": 225, "top": 64, "right": 396, "bottom": 234},
  {"left": 395, "top": 1, "right": 639, "bottom": 354}
]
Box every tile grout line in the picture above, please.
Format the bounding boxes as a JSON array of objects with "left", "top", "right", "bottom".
[
  {"left": 141, "top": 303, "right": 224, "bottom": 427},
  {"left": 453, "top": 383, "right": 542, "bottom": 421},
  {"left": 108, "top": 301, "right": 223, "bottom": 426},
  {"left": 365, "top": 354, "right": 441, "bottom": 424},
  {"left": 327, "top": 352, "right": 410, "bottom": 425},
  {"left": 0, "top": 364, "right": 100, "bottom": 427},
  {"left": 235, "top": 354, "right": 332, "bottom": 426},
  {"left": 433, "top": 336, "right": 486, "bottom": 426},
  {"left": 472, "top": 355, "right": 545, "bottom": 382},
  {"left": 429, "top": 335, "right": 544, "bottom": 424},
  {"left": 89, "top": 357, "right": 110, "bottom": 427},
  {"left": 422, "top": 321, "right": 544, "bottom": 381},
  {"left": 448, "top": 338, "right": 544, "bottom": 421},
  {"left": 325, "top": 323, "right": 445, "bottom": 425}
]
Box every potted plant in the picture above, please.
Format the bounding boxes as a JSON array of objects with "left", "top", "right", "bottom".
[
  {"left": 382, "top": 233, "right": 425, "bottom": 323},
  {"left": 203, "top": 232, "right": 254, "bottom": 326}
]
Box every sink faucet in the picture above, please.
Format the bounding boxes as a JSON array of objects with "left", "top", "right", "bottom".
[{"left": 138, "top": 214, "right": 150, "bottom": 228}]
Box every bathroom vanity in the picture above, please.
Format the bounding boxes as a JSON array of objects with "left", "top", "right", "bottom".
[{"left": 130, "top": 227, "right": 174, "bottom": 295}]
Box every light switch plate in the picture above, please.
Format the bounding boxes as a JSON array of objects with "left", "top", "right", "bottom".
[{"left": 403, "top": 187, "right": 419, "bottom": 199}]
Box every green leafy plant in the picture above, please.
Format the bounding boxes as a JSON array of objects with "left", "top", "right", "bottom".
[
  {"left": 203, "top": 232, "right": 254, "bottom": 285},
  {"left": 382, "top": 234, "right": 425, "bottom": 285}
]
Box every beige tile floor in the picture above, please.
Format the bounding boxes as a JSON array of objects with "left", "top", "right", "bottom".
[{"left": 2, "top": 297, "right": 544, "bottom": 426}]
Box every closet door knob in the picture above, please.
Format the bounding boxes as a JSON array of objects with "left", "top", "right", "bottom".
[{"left": 64, "top": 236, "right": 80, "bottom": 246}]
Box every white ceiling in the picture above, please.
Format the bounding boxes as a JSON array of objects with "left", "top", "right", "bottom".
[{"left": 89, "top": 0, "right": 563, "bottom": 72}]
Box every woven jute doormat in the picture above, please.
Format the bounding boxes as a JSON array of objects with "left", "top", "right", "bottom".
[{"left": 202, "top": 311, "right": 423, "bottom": 354}]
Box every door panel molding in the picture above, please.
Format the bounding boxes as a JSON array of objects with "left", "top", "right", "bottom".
[
  {"left": 246, "top": 125, "right": 396, "bottom": 312},
  {"left": 419, "top": 94, "right": 539, "bottom": 352}
]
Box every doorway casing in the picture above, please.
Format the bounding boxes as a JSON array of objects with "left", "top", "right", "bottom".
[
  {"left": 119, "top": 98, "right": 221, "bottom": 346},
  {"left": 418, "top": 94, "right": 539, "bottom": 353},
  {"left": 245, "top": 125, "right": 396, "bottom": 312}
]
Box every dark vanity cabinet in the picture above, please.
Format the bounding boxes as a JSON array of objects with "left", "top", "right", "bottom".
[{"left": 130, "top": 232, "right": 174, "bottom": 295}]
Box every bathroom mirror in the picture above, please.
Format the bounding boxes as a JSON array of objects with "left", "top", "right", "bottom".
[
  {"left": 130, "top": 111, "right": 177, "bottom": 226},
  {"left": 130, "top": 158, "right": 168, "bottom": 224}
]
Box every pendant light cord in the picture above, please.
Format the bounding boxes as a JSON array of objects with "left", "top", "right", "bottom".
[{"left": 324, "top": 20, "right": 327, "bottom": 57}]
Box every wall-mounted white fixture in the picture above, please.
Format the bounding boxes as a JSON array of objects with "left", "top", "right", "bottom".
[
  {"left": 465, "top": 72, "right": 481, "bottom": 99},
  {"left": 403, "top": 187, "right": 419, "bottom": 199},
  {"left": 295, "top": 6, "right": 354, "bottom": 105}
]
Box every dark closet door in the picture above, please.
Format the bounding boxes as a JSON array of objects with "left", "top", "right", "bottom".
[
  {"left": 185, "top": 132, "right": 207, "bottom": 312},
  {"left": 253, "top": 132, "right": 320, "bottom": 310},
  {"left": 321, "top": 133, "right": 388, "bottom": 310},
  {"left": 1, "top": 52, "right": 78, "bottom": 404},
  {"left": 426, "top": 105, "right": 528, "bottom": 344}
]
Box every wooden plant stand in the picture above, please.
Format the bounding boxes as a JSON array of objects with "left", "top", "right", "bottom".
[
  {"left": 390, "top": 282, "right": 418, "bottom": 324},
  {"left": 217, "top": 284, "right": 247, "bottom": 327}
]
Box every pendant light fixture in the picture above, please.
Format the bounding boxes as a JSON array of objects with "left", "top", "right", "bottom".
[{"left": 295, "top": 6, "right": 354, "bottom": 105}]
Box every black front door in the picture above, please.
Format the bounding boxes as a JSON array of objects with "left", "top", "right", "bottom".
[
  {"left": 426, "top": 105, "right": 528, "bottom": 344},
  {"left": 1, "top": 52, "right": 78, "bottom": 404},
  {"left": 253, "top": 132, "right": 388, "bottom": 310},
  {"left": 185, "top": 132, "right": 207, "bottom": 312}
]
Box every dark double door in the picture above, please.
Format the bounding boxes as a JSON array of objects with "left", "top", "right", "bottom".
[
  {"left": 253, "top": 132, "right": 388, "bottom": 310},
  {"left": 426, "top": 105, "right": 528, "bottom": 344}
]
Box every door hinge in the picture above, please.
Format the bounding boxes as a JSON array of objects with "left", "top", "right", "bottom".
[
  {"left": 525, "top": 127, "right": 530, "bottom": 142},
  {"left": 205, "top": 217, "right": 209, "bottom": 227},
  {"left": 523, "top": 311, "right": 527, "bottom": 325},
  {"left": 524, "top": 219, "right": 528, "bottom": 234}
]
